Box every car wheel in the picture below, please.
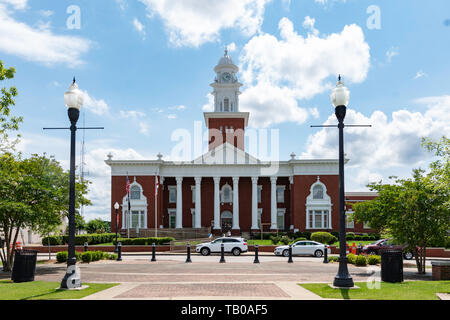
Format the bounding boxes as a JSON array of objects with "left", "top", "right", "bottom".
[
  {"left": 232, "top": 248, "right": 241, "bottom": 256},
  {"left": 368, "top": 250, "right": 377, "bottom": 256},
  {"left": 314, "top": 250, "right": 323, "bottom": 258},
  {"left": 282, "top": 249, "right": 289, "bottom": 257},
  {"left": 403, "top": 252, "right": 413, "bottom": 260},
  {"left": 200, "top": 248, "right": 210, "bottom": 256}
]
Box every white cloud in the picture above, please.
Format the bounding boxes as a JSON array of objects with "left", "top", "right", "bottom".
[
  {"left": 168, "top": 114, "right": 177, "bottom": 119},
  {"left": 39, "top": 10, "right": 53, "bottom": 18},
  {"left": 138, "top": 122, "right": 149, "bottom": 135},
  {"left": 0, "top": 4, "right": 91, "bottom": 67},
  {"left": 414, "top": 70, "right": 427, "bottom": 80},
  {"left": 138, "top": 0, "right": 271, "bottom": 47},
  {"left": 301, "top": 97, "right": 450, "bottom": 190},
  {"left": 119, "top": 110, "right": 146, "bottom": 119},
  {"left": 0, "top": 0, "right": 27, "bottom": 10},
  {"left": 133, "top": 17, "right": 146, "bottom": 40},
  {"left": 227, "top": 42, "right": 237, "bottom": 52},
  {"left": 238, "top": 17, "right": 370, "bottom": 127},
  {"left": 82, "top": 91, "right": 109, "bottom": 115},
  {"left": 386, "top": 46, "right": 399, "bottom": 63}
]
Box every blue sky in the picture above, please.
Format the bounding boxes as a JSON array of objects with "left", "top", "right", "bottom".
[{"left": 1, "top": 0, "right": 449, "bottom": 221}]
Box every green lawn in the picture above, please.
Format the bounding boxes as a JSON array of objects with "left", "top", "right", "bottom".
[
  {"left": 300, "top": 281, "right": 450, "bottom": 300},
  {"left": 0, "top": 280, "right": 118, "bottom": 300}
]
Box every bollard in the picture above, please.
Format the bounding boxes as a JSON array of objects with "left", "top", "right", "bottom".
[
  {"left": 219, "top": 243, "right": 226, "bottom": 263},
  {"left": 151, "top": 243, "right": 156, "bottom": 262},
  {"left": 116, "top": 242, "right": 122, "bottom": 261},
  {"left": 288, "top": 245, "right": 293, "bottom": 263},
  {"left": 186, "top": 243, "right": 192, "bottom": 263},
  {"left": 323, "top": 245, "right": 328, "bottom": 263},
  {"left": 84, "top": 242, "right": 88, "bottom": 252},
  {"left": 253, "top": 244, "right": 260, "bottom": 264}
]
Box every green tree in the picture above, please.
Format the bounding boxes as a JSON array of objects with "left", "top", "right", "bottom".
[
  {"left": 85, "top": 219, "right": 111, "bottom": 234},
  {"left": 352, "top": 137, "right": 450, "bottom": 274},
  {"left": 0, "top": 61, "right": 23, "bottom": 152},
  {"left": 0, "top": 154, "right": 91, "bottom": 271}
]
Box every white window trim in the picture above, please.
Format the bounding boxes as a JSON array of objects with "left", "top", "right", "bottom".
[
  {"left": 305, "top": 177, "right": 332, "bottom": 230},
  {"left": 220, "top": 183, "right": 233, "bottom": 203},
  {"left": 257, "top": 185, "right": 262, "bottom": 203},
  {"left": 277, "top": 208, "right": 286, "bottom": 230},
  {"left": 306, "top": 209, "right": 331, "bottom": 230},
  {"left": 276, "top": 185, "right": 286, "bottom": 203},
  {"left": 168, "top": 186, "right": 177, "bottom": 203},
  {"left": 346, "top": 210, "right": 355, "bottom": 228},
  {"left": 122, "top": 181, "right": 147, "bottom": 229},
  {"left": 191, "top": 186, "right": 195, "bottom": 203},
  {"left": 168, "top": 209, "right": 176, "bottom": 229}
]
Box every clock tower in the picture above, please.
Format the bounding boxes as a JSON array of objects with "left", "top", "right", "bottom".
[{"left": 204, "top": 50, "right": 249, "bottom": 151}]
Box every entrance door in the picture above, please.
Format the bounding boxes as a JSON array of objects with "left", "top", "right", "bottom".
[{"left": 221, "top": 211, "right": 233, "bottom": 234}]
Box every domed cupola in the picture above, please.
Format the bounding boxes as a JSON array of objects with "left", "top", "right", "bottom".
[{"left": 214, "top": 49, "right": 239, "bottom": 74}]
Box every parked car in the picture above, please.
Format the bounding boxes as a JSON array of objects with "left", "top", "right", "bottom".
[
  {"left": 361, "top": 239, "right": 414, "bottom": 260},
  {"left": 274, "top": 240, "right": 331, "bottom": 258},
  {"left": 196, "top": 237, "right": 248, "bottom": 256}
]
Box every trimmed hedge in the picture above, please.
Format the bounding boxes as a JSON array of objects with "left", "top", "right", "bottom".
[
  {"left": 347, "top": 253, "right": 357, "bottom": 264},
  {"left": 311, "top": 232, "right": 337, "bottom": 245},
  {"left": 57, "top": 250, "right": 117, "bottom": 263},
  {"left": 355, "top": 255, "right": 367, "bottom": 266},
  {"left": 42, "top": 233, "right": 119, "bottom": 246},
  {"left": 114, "top": 237, "right": 174, "bottom": 245},
  {"left": 328, "top": 256, "right": 339, "bottom": 262},
  {"left": 368, "top": 255, "right": 381, "bottom": 265}
]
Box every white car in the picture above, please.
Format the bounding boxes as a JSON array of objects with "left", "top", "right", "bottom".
[
  {"left": 274, "top": 240, "right": 331, "bottom": 258},
  {"left": 196, "top": 237, "right": 248, "bottom": 256}
]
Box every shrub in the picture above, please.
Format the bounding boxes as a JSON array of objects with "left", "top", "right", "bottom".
[
  {"left": 270, "top": 236, "right": 281, "bottom": 245},
  {"left": 105, "top": 253, "right": 118, "bottom": 260},
  {"left": 354, "top": 235, "right": 362, "bottom": 241},
  {"left": 367, "top": 255, "right": 381, "bottom": 265},
  {"left": 355, "top": 255, "right": 367, "bottom": 266},
  {"left": 346, "top": 232, "right": 355, "bottom": 241},
  {"left": 91, "top": 251, "right": 104, "bottom": 262},
  {"left": 328, "top": 256, "right": 339, "bottom": 262},
  {"left": 279, "top": 236, "right": 292, "bottom": 245},
  {"left": 81, "top": 251, "right": 93, "bottom": 263},
  {"left": 56, "top": 251, "right": 68, "bottom": 263},
  {"left": 330, "top": 231, "right": 339, "bottom": 240},
  {"left": 114, "top": 237, "right": 175, "bottom": 246},
  {"left": 291, "top": 237, "right": 307, "bottom": 244},
  {"left": 347, "top": 253, "right": 357, "bottom": 264},
  {"left": 311, "top": 232, "right": 337, "bottom": 245}
]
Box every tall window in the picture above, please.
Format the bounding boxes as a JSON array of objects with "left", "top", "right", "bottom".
[
  {"left": 168, "top": 210, "right": 176, "bottom": 229},
  {"left": 346, "top": 210, "right": 354, "bottom": 228},
  {"left": 169, "top": 186, "right": 176, "bottom": 203},
  {"left": 277, "top": 186, "right": 285, "bottom": 203},
  {"left": 123, "top": 210, "right": 145, "bottom": 229},
  {"left": 308, "top": 210, "right": 329, "bottom": 229},
  {"left": 221, "top": 184, "right": 232, "bottom": 203},
  {"left": 277, "top": 209, "right": 285, "bottom": 230},
  {"left": 130, "top": 185, "right": 141, "bottom": 200},
  {"left": 224, "top": 98, "right": 230, "bottom": 111},
  {"left": 313, "top": 185, "right": 324, "bottom": 199},
  {"left": 257, "top": 186, "right": 262, "bottom": 203}
]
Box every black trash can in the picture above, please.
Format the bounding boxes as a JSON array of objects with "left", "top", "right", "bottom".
[
  {"left": 381, "top": 250, "right": 403, "bottom": 283},
  {"left": 11, "top": 250, "right": 38, "bottom": 283}
]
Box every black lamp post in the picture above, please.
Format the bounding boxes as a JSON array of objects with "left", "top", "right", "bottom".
[
  {"left": 331, "top": 76, "right": 354, "bottom": 288},
  {"left": 61, "top": 78, "right": 84, "bottom": 289},
  {"left": 114, "top": 202, "right": 120, "bottom": 253}
]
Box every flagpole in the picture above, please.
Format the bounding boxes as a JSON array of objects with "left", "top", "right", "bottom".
[{"left": 155, "top": 174, "right": 158, "bottom": 238}]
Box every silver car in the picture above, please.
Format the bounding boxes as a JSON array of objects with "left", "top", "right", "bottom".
[{"left": 274, "top": 240, "right": 331, "bottom": 258}]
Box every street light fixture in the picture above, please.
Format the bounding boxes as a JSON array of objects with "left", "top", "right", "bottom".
[
  {"left": 44, "top": 78, "right": 104, "bottom": 289},
  {"left": 61, "top": 78, "right": 84, "bottom": 289},
  {"left": 331, "top": 76, "right": 354, "bottom": 288},
  {"left": 114, "top": 202, "right": 120, "bottom": 253}
]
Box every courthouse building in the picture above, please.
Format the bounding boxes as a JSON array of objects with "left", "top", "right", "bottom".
[{"left": 106, "top": 51, "right": 376, "bottom": 237}]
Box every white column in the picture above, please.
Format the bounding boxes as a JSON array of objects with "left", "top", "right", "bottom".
[
  {"left": 194, "top": 177, "right": 202, "bottom": 229},
  {"left": 213, "top": 177, "right": 221, "bottom": 230},
  {"left": 176, "top": 177, "right": 183, "bottom": 229},
  {"left": 232, "top": 177, "right": 240, "bottom": 230},
  {"left": 270, "top": 176, "right": 277, "bottom": 230},
  {"left": 251, "top": 177, "right": 259, "bottom": 230}
]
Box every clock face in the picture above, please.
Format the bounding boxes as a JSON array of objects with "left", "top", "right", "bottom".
[{"left": 222, "top": 73, "right": 232, "bottom": 82}]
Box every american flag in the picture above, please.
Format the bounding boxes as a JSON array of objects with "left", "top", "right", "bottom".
[
  {"left": 155, "top": 176, "right": 159, "bottom": 196},
  {"left": 126, "top": 175, "right": 131, "bottom": 212}
]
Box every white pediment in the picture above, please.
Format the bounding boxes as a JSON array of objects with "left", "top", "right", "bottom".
[{"left": 193, "top": 142, "right": 260, "bottom": 165}]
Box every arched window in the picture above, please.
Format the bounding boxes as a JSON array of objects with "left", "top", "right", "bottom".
[
  {"left": 221, "top": 184, "right": 232, "bottom": 203},
  {"left": 313, "top": 185, "right": 324, "bottom": 199},
  {"left": 130, "top": 185, "right": 141, "bottom": 200},
  {"left": 224, "top": 98, "right": 230, "bottom": 112}
]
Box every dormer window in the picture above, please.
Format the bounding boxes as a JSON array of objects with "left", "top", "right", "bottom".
[
  {"left": 313, "top": 185, "right": 324, "bottom": 199},
  {"left": 130, "top": 185, "right": 141, "bottom": 200}
]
